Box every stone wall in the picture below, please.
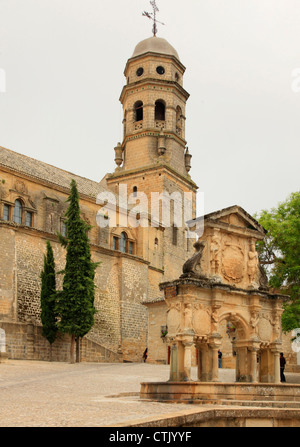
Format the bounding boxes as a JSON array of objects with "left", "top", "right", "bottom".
[
  {"left": 0, "top": 221, "right": 151, "bottom": 363},
  {"left": 0, "top": 321, "right": 119, "bottom": 362}
]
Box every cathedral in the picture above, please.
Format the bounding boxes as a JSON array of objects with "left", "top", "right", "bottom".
[
  {"left": 0, "top": 33, "right": 297, "bottom": 369},
  {"left": 0, "top": 35, "right": 198, "bottom": 363}
]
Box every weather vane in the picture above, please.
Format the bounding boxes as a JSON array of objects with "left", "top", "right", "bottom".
[{"left": 142, "top": 0, "right": 165, "bottom": 37}]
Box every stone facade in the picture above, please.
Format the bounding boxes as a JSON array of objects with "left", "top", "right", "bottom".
[{"left": 0, "top": 36, "right": 197, "bottom": 363}]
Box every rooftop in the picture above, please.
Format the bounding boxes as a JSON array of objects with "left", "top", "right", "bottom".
[{"left": 0, "top": 146, "right": 107, "bottom": 199}]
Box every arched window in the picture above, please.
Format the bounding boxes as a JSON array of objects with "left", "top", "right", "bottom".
[
  {"left": 134, "top": 101, "right": 143, "bottom": 122},
  {"left": 13, "top": 199, "right": 23, "bottom": 224},
  {"left": 155, "top": 100, "right": 165, "bottom": 121},
  {"left": 120, "top": 232, "right": 127, "bottom": 253},
  {"left": 172, "top": 224, "right": 178, "bottom": 246}
]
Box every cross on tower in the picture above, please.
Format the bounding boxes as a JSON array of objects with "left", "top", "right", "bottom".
[{"left": 142, "top": 0, "right": 165, "bottom": 37}]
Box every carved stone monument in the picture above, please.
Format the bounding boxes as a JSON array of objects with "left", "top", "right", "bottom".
[{"left": 140, "top": 206, "right": 297, "bottom": 404}]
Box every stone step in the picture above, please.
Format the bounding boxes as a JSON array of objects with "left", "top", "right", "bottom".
[{"left": 201, "top": 399, "right": 300, "bottom": 408}]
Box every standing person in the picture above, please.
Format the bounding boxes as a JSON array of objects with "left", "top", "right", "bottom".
[
  {"left": 218, "top": 350, "right": 222, "bottom": 368},
  {"left": 143, "top": 348, "right": 148, "bottom": 363},
  {"left": 280, "top": 352, "right": 286, "bottom": 382}
]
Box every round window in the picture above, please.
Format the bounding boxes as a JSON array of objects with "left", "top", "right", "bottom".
[
  {"left": 156, "top": 66, "right": 165, "bottom": 75},
  {"left": 136, "top": 67, "right": 144, "bottom": 77}
]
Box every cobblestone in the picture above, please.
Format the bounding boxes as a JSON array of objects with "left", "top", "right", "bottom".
[{"left": 0, "top": 360, "right": 299, "bottom": 427}]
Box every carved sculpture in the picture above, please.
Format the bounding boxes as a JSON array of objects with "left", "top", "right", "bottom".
[
  {"left": 184, "top": 303, "right": 193, "bottom": 329},
  {"left": 210, "top": 232, "right": 221, "bottom": 275},
  {"left": 181, "top": 240, "right": 206, "bottom": 278},
  {"left": 258, "top": 264, "right": 269, "bottom": 290},
  {"left": 247, "top": 242, "right": 259, "bottom": 287}
]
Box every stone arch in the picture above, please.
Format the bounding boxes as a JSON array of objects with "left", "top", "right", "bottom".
[
  {"left": 155, "top": 99, "right": 166, "bottom": 121},
  {"left": 13, "top": 198, "right": 24, "bottom": 224},
  {"left": 134, "top": 100, "right": 143, "bottom": 122},
  {"left": 219, "top": 311, "right": 249, "bottom": 341},
  {"left": 216, "top": 311, "right": 257, "bottom": 381}
]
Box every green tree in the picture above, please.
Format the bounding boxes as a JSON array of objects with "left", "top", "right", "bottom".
[
  {"left": 56, "top": 179, "right": 98, "bottom": 363},
  {"left": 255, "top": 191, "right": 300, "bottom": 331},
  {"left": 40, "top": 240, "right": 58, "bottom": 360}
]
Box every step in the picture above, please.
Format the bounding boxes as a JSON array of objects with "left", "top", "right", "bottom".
[{"left": 198, "top": 399, "right": 300, "bottom": 408}]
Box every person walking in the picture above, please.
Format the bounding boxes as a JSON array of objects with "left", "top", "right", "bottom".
[
  {"left": 280, "top": 352, "right": 286, "bottom": 382},
  {"left": 142, "top": 348, "right": 148, "bottom": 363},
  {"left": 218, "top": 350, "right": 222, "bottom": 368}
]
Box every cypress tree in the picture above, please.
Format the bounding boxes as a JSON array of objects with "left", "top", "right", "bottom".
[
  {"left": 56, "top": 179, "right": 98, "bottom": 363},
  {"left": 40, "top": 240, "right": 58, "bottom": 360}
]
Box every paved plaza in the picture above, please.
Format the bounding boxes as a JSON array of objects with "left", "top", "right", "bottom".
[{"left": 0, "top": 360, "right": 299, "bottom": 427}]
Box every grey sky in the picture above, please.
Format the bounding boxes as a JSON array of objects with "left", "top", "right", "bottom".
[{"left": 0, "top": 0, "right": 299, "bottom": 216}]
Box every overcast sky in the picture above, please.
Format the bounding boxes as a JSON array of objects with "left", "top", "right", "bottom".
[{"left": 0, "top": 0, "right": 299, "bottom": 216}]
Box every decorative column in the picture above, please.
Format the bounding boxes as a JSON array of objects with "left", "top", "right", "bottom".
[
  {"left": 271, "top": 344, "right": 281, "bottom": 384},
  {"left": 250, "top": 348, "right": 258, "bottom": 383},
  {"left": 273, "top": 351, "right": 281, "bottom": 384},
  {"left": 182, "top": 341, "right": 193, "bottom": 381},
  {"left": 211, "top": 347, "right": 219, "bottom": 382},
  {"left": 168, "top": 341, "right": 185, "bottom": 382},
  {"left": 209, "top": 334, "right": 222, "bottom": 382}
]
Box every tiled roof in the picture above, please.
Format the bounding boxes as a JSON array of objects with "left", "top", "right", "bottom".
[{"left": 0, "top": 146, "right": 107, "bottom": 198}]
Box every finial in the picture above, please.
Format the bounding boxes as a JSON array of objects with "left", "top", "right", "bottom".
[{"left": 142, "top": 1, "right": 165, "bottom": 37}]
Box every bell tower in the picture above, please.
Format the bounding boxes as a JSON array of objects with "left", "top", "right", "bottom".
[
  {"left": 120, "top": 36, "right": 190, "bottom": 176},
  {"left": 105, "top": 35, "right": 198, "bottom": 280},
  {"left": 107, "top": 35, "right": 197, "bottom": 203}
]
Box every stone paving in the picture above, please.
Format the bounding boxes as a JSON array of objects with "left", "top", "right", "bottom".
[{"left": 0, "top": 360, "right": 299, "bottom": 427}]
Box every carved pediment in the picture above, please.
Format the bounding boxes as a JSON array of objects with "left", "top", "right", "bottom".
[
  {"left": 189, "top": 205, "right": 266, "bottom": 240},
  {"left": 186, "top": 205, "right": 268, "bottom": 289},
  {"left": 205, "top": 206, "right": 266, "bottom": 237}
]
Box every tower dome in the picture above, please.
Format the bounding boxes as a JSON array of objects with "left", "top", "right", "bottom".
[{"left": 132, "top": 36, "right": 180, "bottom": 61}]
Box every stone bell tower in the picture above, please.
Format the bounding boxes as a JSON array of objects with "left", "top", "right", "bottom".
[
  {"left": 107, "top": 36, "right": 197, "bottom": 208},
  {"left": 119, "top": 36, "right": 190, "bottom": 176},
  {"left": 106, "top": 36, "right": 198, "bottom": 280}
]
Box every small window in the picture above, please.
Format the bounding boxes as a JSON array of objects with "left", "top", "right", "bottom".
[
  {"left": 155, "top": 101, "right": 165, "bottom": 121},
  {"left": 129, "top": 241, "right": 134, "bottom": 255},
  {"left": 134, "top": 101, "right": 143, "bottom": 122},
  {"left": 156, "top": 66, "right": 165, "bottom": 75},
  {"left": 133, "top": 186, "right": 137, "bottom": 197},
  {"left": 154, "top": 237, "right": 158, "bottom": 249},
  {"left": 61, "top": 221, "right": 67, "bottom": 237},
  {"left": 172, "top": 224, "right": 178, "bottom": 246},
  {"left": 113, "top": 236, "right": 118, "bottom": 251},
  {"left": 120, "top": 232, "right": 127, "bottom": 253},
  {"left": 13, "top": 199, "right": 23, "bottom": 224},
  {"left": 3, "top": 204, "right": 10, "bottom": 221},
  {"left": 136, "top": 67, "right": 144, "bottom": 77},
  {"left": 25, "top": 211, "right": 33, "bottom": 227}
]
